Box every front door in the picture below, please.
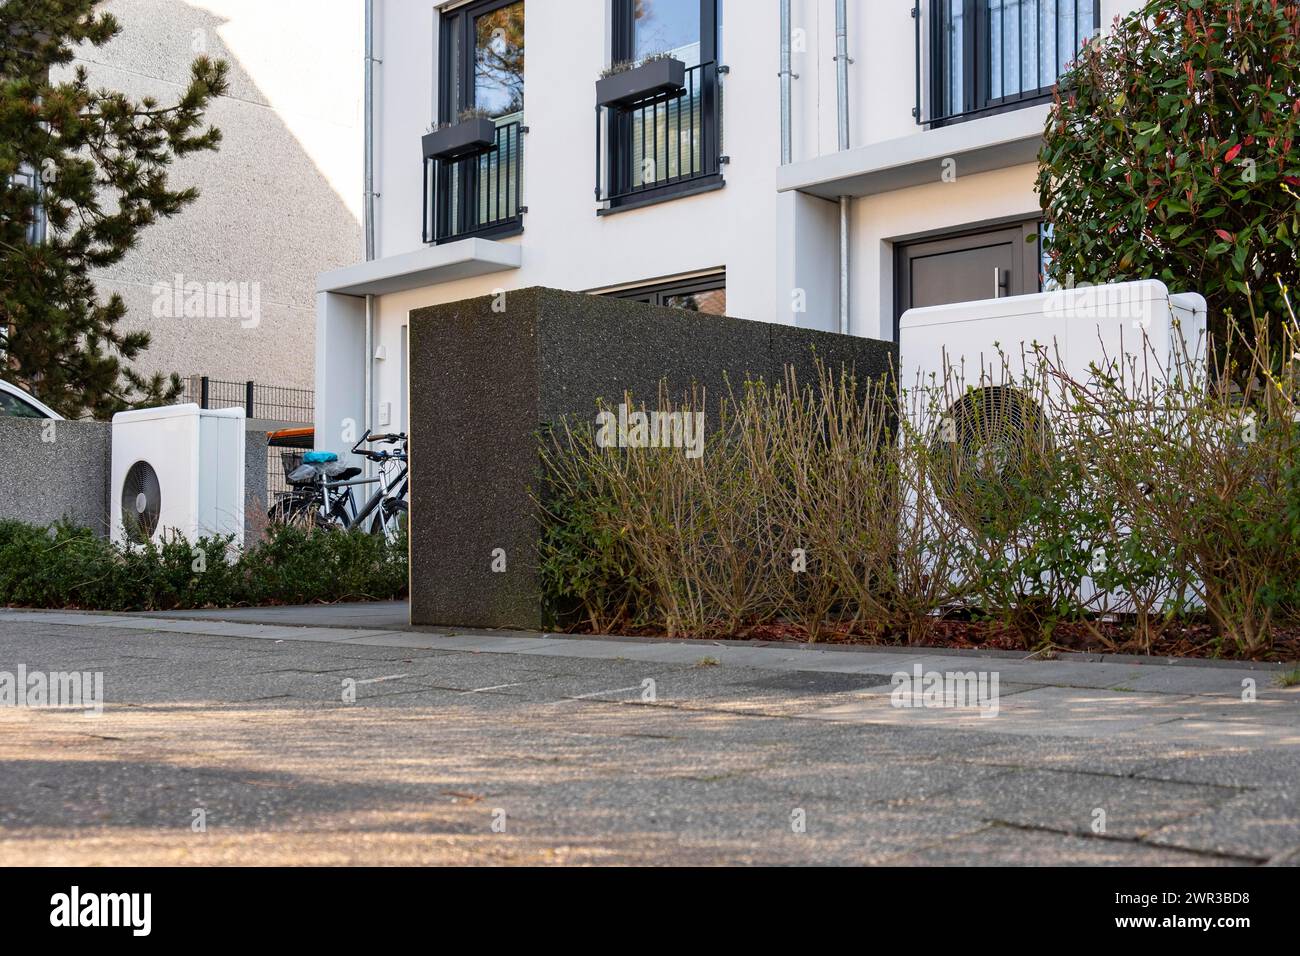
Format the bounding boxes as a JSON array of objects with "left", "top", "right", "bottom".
[{"left": 894, "top": 221, "right": 1041, "bottom": 340}]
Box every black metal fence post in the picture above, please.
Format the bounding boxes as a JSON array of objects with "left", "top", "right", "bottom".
[
  {"left": 245, "top": 381, "right": 255, "bottom": 419},
  {"left": 199, "top": 376, "right": 210, "bottom": 409}
]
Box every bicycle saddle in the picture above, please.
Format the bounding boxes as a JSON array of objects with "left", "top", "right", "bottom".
[
  {"left": 302, "top": 451, "right": 338, "bottom": 464},
  {"left": 287, "top": 461, "right": 363, "bottom": 485}
]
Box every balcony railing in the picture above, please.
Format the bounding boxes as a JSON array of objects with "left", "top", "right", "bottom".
[
  {"left": 596, "top": 61, "right": 724, "bottom": 206},
  {"left": 914, "top": 0, "right": 1100, "bottom": 127},
  {"left": 422, "top": 119, "right": 525, "bottom": 245}
]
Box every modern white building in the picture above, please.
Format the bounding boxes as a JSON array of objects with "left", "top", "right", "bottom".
[{"left": 317, "top": 0, "right": 1143, "bottom": 455}]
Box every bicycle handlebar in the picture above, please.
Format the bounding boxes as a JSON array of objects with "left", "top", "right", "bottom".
[{"left": 349, "top": 429, "right": 408, "bottom": 462}]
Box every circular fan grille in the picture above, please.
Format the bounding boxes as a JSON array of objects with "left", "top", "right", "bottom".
[
  {"left": 928, "top": 386, "right": 1055, "bottom": 532},
  {"left": 120, "top": 460, "right": 162, "bottom": 544}
]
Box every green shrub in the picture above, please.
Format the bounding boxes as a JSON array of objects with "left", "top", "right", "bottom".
[
  {"left": 1038, "top": 0, "right": 1300, "bottom": 357},
  {"left": 0, "top": 522, "right": 408, "bottom": 612},
  {"left": 535, "top": 326, "right": 1300, "bottom": 658}
]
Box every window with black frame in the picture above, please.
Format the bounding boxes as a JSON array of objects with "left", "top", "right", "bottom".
[
  {"left": 604, "top": 274, "right": 726, "bottom": 315},
  {"left": 600, "top": 0, "right": 722, "bottom": 208},
  {"left": 925, "top": 0, "right": 1098, "bottom": 126},
  {"left": 427, "top": 0, "right": 525, "bottom": 243}
]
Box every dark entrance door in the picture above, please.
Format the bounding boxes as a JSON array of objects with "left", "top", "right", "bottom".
[{"left": 893, "top": 221, "right": 1041, "bottom": 340}]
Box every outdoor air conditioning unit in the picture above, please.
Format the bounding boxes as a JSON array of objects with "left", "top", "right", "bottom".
[
  {"left": 899, "top": 278, "right": 1207, "bottom": 610},
  {"left": 110, "top": 404, "right": 246, "bottom": 547}
]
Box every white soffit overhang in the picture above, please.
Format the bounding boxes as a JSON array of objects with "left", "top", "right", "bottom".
[
  {"left": 776, "top": 104, "right": 1050, "bottom": 200},
  {"left": 317, "top": 238, "right": 522, "bottom": 297}
]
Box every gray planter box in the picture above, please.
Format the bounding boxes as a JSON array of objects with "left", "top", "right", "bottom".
[
  {"left": 596, "top": 57, "right": 687, "bottom": 108},
  {"left": 421, "top": 117, "right": 497, "bottom": 162}
]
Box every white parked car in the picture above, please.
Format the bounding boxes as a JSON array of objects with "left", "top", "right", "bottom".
[{"left": 0, "top": 379, "right": 63, "bottom": 420}]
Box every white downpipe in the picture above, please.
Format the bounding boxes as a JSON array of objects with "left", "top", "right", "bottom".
[
  {"left": 364, "top": 294, "right": 374, "bottom": 448},
  {"left": 839, "top": 197, "right": 849, "bottom": 336},
  {"left": 835, "top": 0, "right": 851, "bottom": 336},
  {"left": 835, "top": 0, "right": 850, "bottom": 152},
  {"left": 364, "top": 0, "right": 377, "bottom": 263},
  {"left": 779, "top": 0, "right": 792, "bottom": 166},
  {"left": 363, "top": 0, "right": 376, "bottom": 463}
]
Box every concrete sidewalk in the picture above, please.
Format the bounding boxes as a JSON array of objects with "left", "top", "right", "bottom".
[{"left": 1, "top": 606, "right": 1298, "bottom": 865}]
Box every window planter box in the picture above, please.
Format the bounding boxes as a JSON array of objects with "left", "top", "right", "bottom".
[
  {"left": 421, "top": 117, "right": 497, "bottom": 162},
  {"left": 596, "top": 57, "right": 686, "bottom": 109}
]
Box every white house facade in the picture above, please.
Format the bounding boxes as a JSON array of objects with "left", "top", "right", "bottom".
[{"left": 316, "top": 0, "right": 1144, "bottom": 456}]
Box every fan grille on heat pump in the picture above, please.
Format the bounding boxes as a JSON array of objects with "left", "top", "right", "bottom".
[
  {"left": 928, "top": 385, "right": 1055, "bottom": 533},
  {"left": 121, "top": 460, "right": 162, "bottom": 543}
]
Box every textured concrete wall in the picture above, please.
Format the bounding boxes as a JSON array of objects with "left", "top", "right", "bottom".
[
  {"left": 0, "top": 419, "right": 112, "bottom": 533},
  {"left": 52, "top": 0, "right": 363, "bottom": 391},
  {"left": 244, "top": 429, "right": 269, "bottom": 544},
  {"left": 0, "top": 419, "right": 270, "bottom": 543},
  {"left": 408, "top": 288, "right": 898, "bottom": 630}
]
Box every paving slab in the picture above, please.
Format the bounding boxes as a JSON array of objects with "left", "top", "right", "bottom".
[
  {"left": 2, "top": 611, "right": 1299, "bottom": 865},
  {"left": 884, "top": 825, "right": 1245, "bottom": 866},
  {"left": 1135, "top": 747, "right": 1300, "bottom": 789},
  {"left": 920, "top": 768, "right": 1241, "bottom": 842},
  {"left": 1145, "top": 789, "right": 1300, "bottom": 861}
]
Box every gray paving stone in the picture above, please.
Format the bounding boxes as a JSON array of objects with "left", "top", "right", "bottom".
[
  {"left": 884, "top": 825, "right": 1245, "bottom": 866},
  {"left": 1147, "top": 789, "right": 1300, "bottom": 860},
  {"left": 1136, "top": 747, "right": 1300, "bottom": 789},
  {"left": 2, "top": 610, "right": 1298, "bottom": 865},
  {"left": 921, "top": 768, "right": 1240, "bottom": 840}
]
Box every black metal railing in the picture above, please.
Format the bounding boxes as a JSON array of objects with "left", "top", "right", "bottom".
[
  {"left": 915, "top": 0, "right": 1099, "bottom": 127},
  {"left": 181, "top": 376, "right": 314, "bottom": 424},
  {"left": 422, "top": 119, "right": 525, "bottom": 244},
  {"left": 597, "top": 61, "right": 724, "bottom": 205}
]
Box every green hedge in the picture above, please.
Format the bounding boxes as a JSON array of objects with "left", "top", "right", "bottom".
[{"left": 0, "top": 521, "right": 408, "bottom": 612}]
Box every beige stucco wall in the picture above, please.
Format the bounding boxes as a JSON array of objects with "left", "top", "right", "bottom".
[{"left": 55, "top": 0, "right": 364, "bottom": 392}]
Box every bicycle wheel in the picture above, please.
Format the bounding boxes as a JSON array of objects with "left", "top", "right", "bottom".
[{"left": 268, "top": 494, "right": 330, "bottom": 530}]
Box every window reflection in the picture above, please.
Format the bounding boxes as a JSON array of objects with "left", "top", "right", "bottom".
[
  {"left": 474, "top": 1, "right": 524, "bottom": 120},
  {"left": 634, "top": 0, "right": 701, "bottom": 66}
]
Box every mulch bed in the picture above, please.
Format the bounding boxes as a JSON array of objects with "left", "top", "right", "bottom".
[{"left": 578, "top": 616, "right": 1300, "bottom": 664}]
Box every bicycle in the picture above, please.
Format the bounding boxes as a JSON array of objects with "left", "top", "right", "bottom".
[
  {"left": 268, "top": 431, "right": 408, "bottom": 541},
  {"left": 347, "top": 431, "right": 409, "bottom": 540}
]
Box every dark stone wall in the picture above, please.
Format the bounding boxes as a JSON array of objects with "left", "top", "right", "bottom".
[{"left": 408, "top": 287, "right": 898, "bottom": 631}]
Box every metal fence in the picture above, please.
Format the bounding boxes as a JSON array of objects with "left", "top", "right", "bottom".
[
  {"left": 179, "top": 377, "right": 314, "bottom": 506},
  {"left": 180, "top": 376, "right": 314, "bottom": 424}
]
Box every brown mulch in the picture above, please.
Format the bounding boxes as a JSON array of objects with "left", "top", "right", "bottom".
[{"left": 581, "top": 617, "right": 1300, "bottom": 664}]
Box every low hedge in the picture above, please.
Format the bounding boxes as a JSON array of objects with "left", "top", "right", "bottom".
[{"left": 0, "top": 521, "right": 408, "bottom": 612}]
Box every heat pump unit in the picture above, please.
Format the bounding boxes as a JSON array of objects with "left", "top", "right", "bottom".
[
  {"left": 899, "top": 278, "right": 1207, "bottom": 610},
  {"left": 111, "top": 404, "right": 246, "bottom": 547},
  {"left": 901, "top": 278, "right": 1206, "bottom": 447}
]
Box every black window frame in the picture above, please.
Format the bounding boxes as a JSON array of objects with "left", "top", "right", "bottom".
[
  {"left": 604, "top": 272, "right": 727, "bottom": 311},
  {"left": 430, "top": 0, "right": 526, "bottom": 244},
  {"left": 925, "top": 0, "right": 1100, "bottom": 128},
  {"left": 602, "top": 0, "right": 723, "bottom": 211}
]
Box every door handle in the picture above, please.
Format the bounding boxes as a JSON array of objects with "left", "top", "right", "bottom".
[{"left": 993, "top": 267, "right": 1009, "bottom": 298}]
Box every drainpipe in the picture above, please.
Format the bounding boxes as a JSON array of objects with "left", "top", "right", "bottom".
[
  {"left": 364, "top": 0, "right": 376, "bottom": 263},
  {"left": 779, "top": 0, "right": 792, "bottom": 166},
  {"left": 363, "top": 0, "right": 377, "bottom": 461},
  {"left": 835, "top": 0, "right": 851, "bottom": 336}
]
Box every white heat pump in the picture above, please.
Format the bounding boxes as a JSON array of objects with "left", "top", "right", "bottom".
[
  {"left": 110, "top": 404, "right": 246, "bottom": 547},
  {"left": 901, "top": 279, "right": 1206, "bottom": 401},
  {"left": 899, "top": 278, "right": 1207, "bottom": 611}
]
